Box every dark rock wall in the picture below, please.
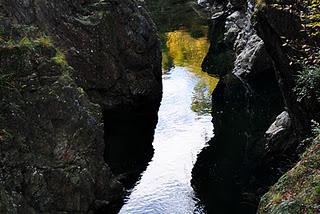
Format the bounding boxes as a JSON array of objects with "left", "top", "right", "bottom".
[
  {"left": 4, "top": 0, "right": 162, "bottom": 185},
  {"left": 192, "top": 0, "right": 319, "bottom": 213},
  {"left": 192, "top": 67, "right": 284, "bottom": 214},
  {"left": 0, "top": 0, "right": 162, "bottom": 213},
  {"left": 254, "top": 1, "right": 320, "bottom": 213},
  {"left": 3, "top": 0, "right": 162, "bottom": 111},
  {"left": 0, "top": 30, "right": 123, "bottom": 213}
]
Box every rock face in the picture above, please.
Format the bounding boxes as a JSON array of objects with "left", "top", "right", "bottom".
[
  {"left": 3, "top": 0, "right": 162, "bottom": 111},
  {"left": 192, "top": 71, "right": 284, "bottom": 214},
  {"left": 0, "top": 0, "right": 162, "bottom": 213},
  {"left": 202, "top": 0, "right": 273, "bottom": 82},
  {"left": 144, "top": 0, "right": 207, "bottom": 34},
  {"left": 192, "top": 0, "right": 319, "bottom": 213},
  {"left": 265, "top": 111, "right": 293, "bottom": 153},
  {"left": 253, "top": 1, "right": 320, "bottom": 213},
  {"left": 0, "top": 29, "right": 122, "bottom": 213},
  {"left": 193, "top": 1, "right": 286, "bottom": 213}
]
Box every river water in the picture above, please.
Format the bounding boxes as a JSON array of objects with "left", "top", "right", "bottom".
[{"left": 118, "top": 29, "right": 218, "bottom": 214}]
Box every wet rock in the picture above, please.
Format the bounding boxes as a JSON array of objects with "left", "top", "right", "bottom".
[
  {"left": 233, "top": 34, "right": 273, "bottom": 81},
  {"left": 192, "top": 73, "right": 284, "bottom": 214},
  {"left": 201, "top": 12, "right": 235, "bottom": 76},
  {"left": 224, "top": 11, "right": 246, "bottom": 44},
  {"left": 265, "top": 111, "right": 291, "bottom": 140}
]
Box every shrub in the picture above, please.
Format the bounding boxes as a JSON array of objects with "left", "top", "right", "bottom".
[{"left": 294, "top": 65, "right": 320, "bottom": 102}]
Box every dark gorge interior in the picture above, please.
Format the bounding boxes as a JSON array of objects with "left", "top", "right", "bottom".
[{"left": 103, "top": 108, "right": 158, "bottom": 189}]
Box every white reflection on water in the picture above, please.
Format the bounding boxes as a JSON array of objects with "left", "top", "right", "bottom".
[{"left": 119, "top": 66, "right": 214, "bottom": 214}]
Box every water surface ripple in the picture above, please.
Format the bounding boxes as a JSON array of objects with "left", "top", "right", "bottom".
[{"left": 119, "top": 66, "right": 214, "bottom": 214}]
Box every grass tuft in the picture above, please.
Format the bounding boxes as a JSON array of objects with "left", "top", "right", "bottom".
[{"left": 52, "top": 50, "right": 68, "bottom": 67}]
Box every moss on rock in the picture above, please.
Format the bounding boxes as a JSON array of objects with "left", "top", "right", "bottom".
[
  {"left": 0, "top": 25, "right": 124, "bottom": 213},
  {"left": 258, "top": 141, "right": 320, "bottom": 213}
]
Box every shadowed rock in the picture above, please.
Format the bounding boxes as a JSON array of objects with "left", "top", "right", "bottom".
[{"left": 0, "top": 0, "right": 162, "bottom": 213}]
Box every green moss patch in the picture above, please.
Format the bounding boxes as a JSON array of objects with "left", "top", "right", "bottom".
[
  {"left": 258, "top": 141, "right": 320, "bottom": 213},
  {"left": 0, "top": 24, "right": 73, "bottom": 92}
]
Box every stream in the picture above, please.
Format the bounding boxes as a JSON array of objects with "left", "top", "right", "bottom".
[{"left": 119, "top": 28, "right": 218, "bottom": 214}]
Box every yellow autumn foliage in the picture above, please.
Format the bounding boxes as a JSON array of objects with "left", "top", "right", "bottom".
[{"left": 302, "top": 0, "right": 320, "bottom": 38}]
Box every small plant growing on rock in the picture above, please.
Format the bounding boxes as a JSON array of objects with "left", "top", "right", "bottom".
[
  {"left": 271, "top": 192, "right": 282, "bottom": 204},
  {"left": 35, "top": 36, "right": 52, "bottom": 47},
  {"left": 18, "top": 37, "right": 32, "bottom": 47},
  {"left": 52, "top": 50, "right": 68, "bottom": 67},
  {"left": 294, "top": 65, "right": 320, "bottom": 102}
]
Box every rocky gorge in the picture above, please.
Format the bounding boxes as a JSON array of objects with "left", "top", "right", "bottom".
[{"left": 0, "top": 0, "right": 319, "bottom": 214}]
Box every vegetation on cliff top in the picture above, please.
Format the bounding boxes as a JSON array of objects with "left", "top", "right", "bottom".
[
  {"left": 0, "top": 25, "right": 72, "bottom": 92},
  {"left": 302, "top": 0, "right": 320, "bottom": 39}
]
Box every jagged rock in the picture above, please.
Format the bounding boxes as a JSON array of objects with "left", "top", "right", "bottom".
[
  {"left": 194, "top": 0, "right": 318, "bottom": 214},
  {"left": 264, "top": 111, "right": 298, "bottom": 155},
  {"left": 224, "top": 11, "right": 246, "bottom": 45},
  {"left": 201, "top": 0, "right": 274, "bottom": 80},
  {"left": 0, "top": 30, "right": 123, "bottom": 213},
  {"left": 2, "top": 1, "right": 162, "bottom": 182},
  {"left": 265, "top": 111, "right": 291, "bottom": 143},
  {"left": 233, "top": 34, "right": 273, "bottom": 80},
  {"left": 3, "top": 0, "right": 162, "bottom": 111}
]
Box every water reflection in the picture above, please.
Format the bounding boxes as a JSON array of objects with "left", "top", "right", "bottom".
[
  {"left": 165, "top": 30, "right": 218, "bottom": 115},
  {"left": 166, "top": 30, "right": 209, "bottom": 72},
  {"left": 119, "top": 29, "right": 218, "bottom": 213},
  {"left": 192, "top": 80, "right": 212, "bottom": 115}
]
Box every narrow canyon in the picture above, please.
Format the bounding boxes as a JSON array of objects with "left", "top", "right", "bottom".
[{"left": 0, "top": 0, "right": 319, "bottom": 214}]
